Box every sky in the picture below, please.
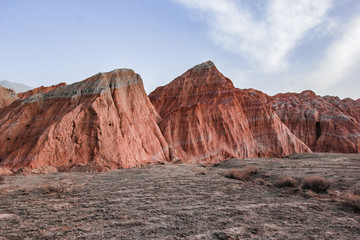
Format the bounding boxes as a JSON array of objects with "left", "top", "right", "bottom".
[{"left": 0, "top": 0, "right": 359, "bottom": 99}]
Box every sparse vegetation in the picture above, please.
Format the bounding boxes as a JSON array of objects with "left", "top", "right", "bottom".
[
  {"left": 353, "top": 186, "right": 360, "bottom": 195},
  {"left": 274, "top": 176, "right": 298, "bottom": 188},
  {"left": 1, "top": 153, "right": 360, "bottom": 239},
  {"left": 254, "top": 178, "right": 266, "bottom": 185},
  {"left": 43, "top": 185, "right": 67, "bottom": 196},
  {"left": 245, "top": 165, "right": 260, "bottom": 175},
  {"left": 302, "top": 176, "right": 330, "bottom": 193},
  {"left": 194, "top": 168, "right": 209, "bottom": 175},
  {"left": 224, "top": 169, "right": 246, "bottom": 180},
  {"left": 305, "top": 189, "right": 318, "bottom": 198},
  {"left": 224, "top": 166, "right": 259, "bottom": 181},
  {"left": 343, "top": 193, "right": 360, "bottom": 211}
]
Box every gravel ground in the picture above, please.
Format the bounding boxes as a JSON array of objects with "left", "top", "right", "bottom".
[{"left": 0, "top": 153, "right": 359, "bottom": 239}]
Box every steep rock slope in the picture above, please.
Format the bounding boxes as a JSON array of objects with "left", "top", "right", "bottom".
[
  {"left": 149, "top": 61, "right": 310, "bottom": 164},
  {"left": 0, "top": 69, "right": 169, "bottom": 170},
  {"left": 269, "top": 91, "right": 360, "bottom": 153},
  {"left": 235, "top": 88, "right": 311, "bottom": 157},
  {"left": 0, "top": 85, "right": 18, "bottom": 108}
]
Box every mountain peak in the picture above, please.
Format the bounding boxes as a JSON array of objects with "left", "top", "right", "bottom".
[{"left": 191, "top": 60, "right": 215, "bottom": 70}]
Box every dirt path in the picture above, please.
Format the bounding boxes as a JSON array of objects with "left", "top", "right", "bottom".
[{"left": 0, "top": 153, "right": 359, "bottom": 239}]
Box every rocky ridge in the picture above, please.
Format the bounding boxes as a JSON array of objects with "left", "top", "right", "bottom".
[
  {"left": 0, "top": 69, "right": 169, "bottom": 172},
  {"left": 0, "top": 61, "right": 359, "bottom": 173},
  {"left": 18, "top": 82, "right": 67, "bottom": 99},
  {"left": 149, "top": 61, "right": 311, "bottom": 164},
  {"left": 269, "top": 91, "right": 360, "bottom": 153}
]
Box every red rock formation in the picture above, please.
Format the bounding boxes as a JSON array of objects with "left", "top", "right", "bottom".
[
  {"left": 322, "top": 96, "right": 360, "bottom": 124},
  {"left": 0, "top": 69, "right": 169, "bottom": 171},
  {"left": 149, "top": 61, "right": 311, "bottom": 164},
  {"left": 1, "top": 61, "right": 358, "bottom": 173},
  {"left": 269, "top": 91, "right": 360, "bottom": 153},
  {"left": 18, "top": 82, "right": 67, "bottom": 99},
  {"left": 235, "top": 88, "right": 311, "bottom": 157},
  {"left": 0, "top": 85, "right": 18, "bottom": 108}
]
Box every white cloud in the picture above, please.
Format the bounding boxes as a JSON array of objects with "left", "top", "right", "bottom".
[
  {"left": 307, "top": 15, "right": 360, "bottom": 91},
  {"left": 174, "top": 0, "right": 333, "bottom": 72}
]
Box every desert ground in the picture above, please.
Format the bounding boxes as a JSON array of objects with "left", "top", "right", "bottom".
[{"left": 0, "top": 153, "right": 359, "bottom": 239}]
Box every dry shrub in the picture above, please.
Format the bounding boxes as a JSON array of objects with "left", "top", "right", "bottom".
[
  {"left": 302, "top": 176, "right": 330, "bottom": 193},
  {"left": 224, "top": 166, "right": 259, "bottom": 181},
  {"left": 0, "top": 176, "right": 4, "bottom": 184},
  {"left": 254, "top": 178, "right": 266, "bottom": 185},
  {"left": 274, "top": 176, "right": 298, "bottom": 188},
  {"left": 343, "top": 193, "right": 360, "bottom": 211},
  {"left": 224, "top": 169, "right": 247, "bottom": 181},
  {"left": 245, "top": 165, "right": 260, "bottom": 175},
  {"left": 305, "top": 189, "right": 318, "bottom": 198},
  {"left": 353, "top": 185, "right": 360, "bottom": 196},
  {"left": 43, "top": 185, "right": 67, "bottom": 196},
  {"left": 196, "top": 169, "right": 209, "bottom": 175}
]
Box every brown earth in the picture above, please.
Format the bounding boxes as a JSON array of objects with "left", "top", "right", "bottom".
[{"left": 1, "top": 153, "right": 359, "bottom": 239}]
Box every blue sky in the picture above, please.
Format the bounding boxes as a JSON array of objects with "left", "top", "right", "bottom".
[{"left": 1, "top": 0, "right": 359, "bottom": 99}]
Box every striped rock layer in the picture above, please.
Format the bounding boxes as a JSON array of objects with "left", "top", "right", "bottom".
[
  {"left": 149, "top": 61, "right": 311, "bottom": 164},
  {"left": 0, "top": 61, "right": 359, "bottom": 172},
  {"left": 0, "top": 69, "right": 169, "bottom": 171},
  {"left": 269, "top": 91, "right": 360, "bottom": 153}
]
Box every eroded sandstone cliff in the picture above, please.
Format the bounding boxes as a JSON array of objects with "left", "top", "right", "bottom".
[
  {"left": 1, "top": 61, "right": 359, "bottom": 173},
  {"left": 269, "top": 91, "right": 360, "bottom": 153},
  {"left": 0, "top": 69, "right": 169, "bottom": 171},
  {"left": 149, "top": 61, "right": 311, "bottom": 164}
]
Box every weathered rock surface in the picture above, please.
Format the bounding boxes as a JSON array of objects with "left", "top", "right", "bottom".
[
  {"left": 1, "top": 61, "right": 359, "bottom": 172},
  {"left": 18, "top": 82, "right": 67, "bottom": 99},
  {"left": 149, "top": 61, "right": 311, "bottom": 164},
  {"left": 235, "top": 88, "right": 311, "bottom": 157},
  {"left": 322, "top": 96, "right": 360, "bottom": 124},
  {"left": 0, "top": 69, "right": 169, "bottom": 171},
  {"left": 268, "top": 91, "right": 360, "bottom": 153},
  {"left": 0, "top": 85, "right": 18, "bottom": 108}
]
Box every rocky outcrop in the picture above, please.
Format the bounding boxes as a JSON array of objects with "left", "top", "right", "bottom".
[
  {"left": 0, "top": 69, "right": 169, "bottom": 171},
  {"left": 0, "top": 85, "right": 18, "bottom": 108},
  {"left": 322, "top": 96, "right": 360, "bottom": 124},
  {"left": 18, "top": 83, "right": 67, "bottom": 99},
  {"left": 149, "top": 61, "right": 311, "bottom": 164},
  {"left": 235, "top": 89, "right": 311, "bottom": 157},
  {"left": 268, "top": 91, "right": 360, "bottom": 153},
  {"left": 1, "top": 61, "right": 359, "bottom": 173}
]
